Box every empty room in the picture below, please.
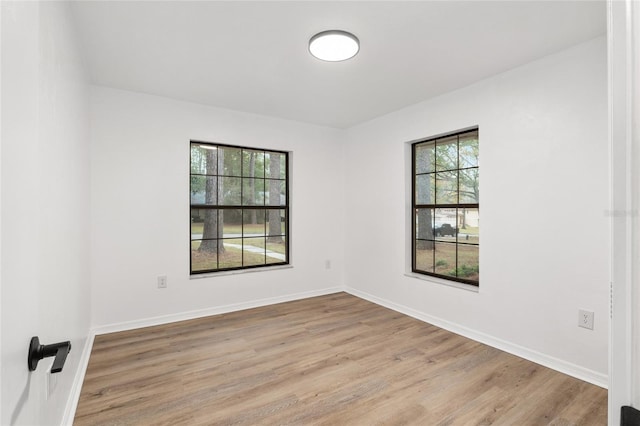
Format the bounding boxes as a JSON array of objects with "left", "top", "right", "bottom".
[{"left": 2, "top": 1, "right": 639, "bottom": 425}]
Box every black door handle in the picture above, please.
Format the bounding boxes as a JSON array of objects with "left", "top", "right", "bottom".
[{"left": 28, "top": 336, "right": 71, "bottom": 373}]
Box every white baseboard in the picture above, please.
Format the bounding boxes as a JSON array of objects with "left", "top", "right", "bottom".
[
  {"left": 62, "top": 332, "right": 95, "bottom": 425},
  {"left": 92, "top": 286, "right": 343, "bottom": 336},
  {"left": 345, "top": 286, "right": 608, "bottom": 389}
]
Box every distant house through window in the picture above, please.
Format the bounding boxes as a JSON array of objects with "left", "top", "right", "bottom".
[
  {"left": 190, "top": 142, "right": 289, "bottom": 274},
  {"left": 412, "top": 128, "right": 479, "bottom": 285}
]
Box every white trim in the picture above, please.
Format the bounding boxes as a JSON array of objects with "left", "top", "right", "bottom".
[
  {"left": 404, "top": 272, "right": 479, "bottom": 293},
  {"left": 345, "top": 286, "right": 608, "bottom": 389},
  {"left": 608, "top": 0, "right": 637, "bottom": 423},
  {"left": 61, "top": 333, "right": 95, "bottom": 426},
  {"left": 629, "top": 0, "right": 640, "bottom": 409},
  {"left": 189, "top": 264, "right": 293, "bottom": 280},
  {"left": 92, "top": 286, "right": 343, "bottom": 335}
]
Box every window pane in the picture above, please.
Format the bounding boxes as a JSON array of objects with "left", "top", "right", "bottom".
[
  {"left": 435, "top": 171, "right": 458, "bottom": 204},
  {"left": 415, "top": 143, "right": 435, "bottom": 174},
  {"left": 219, "top": 209, "right": 242, "bottom": 270},
  {"left": 243, "top": 237, "right": 266, "bottom": 266},
  {"left": 434, "top": 242, "right": 456, "bottom": 277},
  {"left": 415, "top": 208, "right": 434, "bottom": 240},
  {"left": 434, "top": 208, "right": 457, "bottom": 241},
  {"left": 416, "top": 174, "right": 435, "bottom": 205},
  {"left": 267, "top": 236, "right": 287, "bottom": 264},
  {"left": 220, "top": 209, "right": 242, "bottom": 238},
  {"left": 414, "top": 240, "right": 434, "bottom": 273},
  {"left": 190, "top": 144, "right": 217, "bottom": 175},
  {"left": 436, "top": 136, "right": 458, "bottom": 171},
  {"left": 265, "top": 180, "right": 286, "bottom": 206},
  {"left": 218, "top": 243, "right": 243, "bottom": 269},
  {"left": 457, "top": 245, "right": 479, "bottom": 281},
  {"left": 191, "top": 240, "right": 218, "bottom": 272},
  {"left": 266, "top": 209, "right": 286, "bottom": 237},
  {"left": 191, "top": 209, "right": 208, "bottom": 240},
  {"left": 218, "top": 146, "right": 242, "bottom": 176},
  {"left": 459, "top": 168, "right": 479, "bottom": 203},
  {"left": 191, "top": 176, "right": 217, "bottom": 205},
  {"left": 459, "top": 208, "right": 479, "bottom": 245},
  {"left": 195, "top": 209, "right": 221, "bottom": 240},
  {"left": 242, "top": 150, "right": 264, "bottom": 177},
  {"left": 459, "top": 130, "right": 479, "bottom": 169},
  {"left": 219, "top": 177, "right": 242, "bottom": 205},
  {"left": 242, "top": 178, "right": 265, "bottom": 206},
  {"left": 243, "top": 210, "right": 266, "bottom": 237},
  {"left": 265, "top": 152, "right": 286, "bottom": 179}
]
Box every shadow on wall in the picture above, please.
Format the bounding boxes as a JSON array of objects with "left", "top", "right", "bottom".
[{"left": 10, "top": 374, "right": 32, "bottom": 425}]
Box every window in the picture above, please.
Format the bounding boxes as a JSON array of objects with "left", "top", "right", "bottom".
[
  {"left": 412, "top": 128, "right": 479, "bottom": 285},
  {"left": 190, "top": 142, "right": 289, "bottom": 274}
]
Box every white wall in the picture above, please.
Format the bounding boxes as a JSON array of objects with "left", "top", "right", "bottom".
[
  {"left": 343, "top": 37, "right": 609, "bottom": 385},
  {"left": 90, "top": 87, "right": 345, "bottom": 328},
  {"left": 1, "top": 2, "right": 91, "bottom": 425}
]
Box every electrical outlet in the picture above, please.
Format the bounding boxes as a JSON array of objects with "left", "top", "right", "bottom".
[
  {"left": 578, "top": 309, "right": 594, "bottom": 330},
  {"left": 157, "top": 275, "right": 167, "bottom": 289},
  {"left": 325, "top": 260, "right": 331, "bottom": 270}
]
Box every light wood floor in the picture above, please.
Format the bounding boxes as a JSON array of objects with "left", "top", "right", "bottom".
[{"left": 74, "top": 293, "right": 607, "bottom": 425}]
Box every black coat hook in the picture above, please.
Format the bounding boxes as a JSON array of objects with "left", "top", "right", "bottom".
[{"left": 28, "top": 336, "right": 71, "bottom": 373}]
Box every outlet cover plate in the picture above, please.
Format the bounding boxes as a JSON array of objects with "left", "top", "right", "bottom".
[
  {"left": 578, "top": 309, "right": 594, "bottom": 330},
  {"left": 158, "top": 275, "right": 167, "bottom": 289}
]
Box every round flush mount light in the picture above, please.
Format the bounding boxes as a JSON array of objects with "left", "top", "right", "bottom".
[{"left": 309, "top": 30, "right": 359, "bottom": 62}]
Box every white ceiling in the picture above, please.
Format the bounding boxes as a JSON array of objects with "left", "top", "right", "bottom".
[{"left": 70, "top": 1, "right": 606, "bottom": 129}]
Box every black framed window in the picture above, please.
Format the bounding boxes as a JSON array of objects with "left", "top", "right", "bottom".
[
  {"left": 190, "top": 141, "right": 289, "bottom": 274},
  {"left": 412, "top": 128, "right": 479, "bottom": 285}
]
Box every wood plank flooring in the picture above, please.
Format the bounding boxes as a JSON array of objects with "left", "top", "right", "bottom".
[{"left": 74, "top": 293, "right": 607, "bottom": 425}]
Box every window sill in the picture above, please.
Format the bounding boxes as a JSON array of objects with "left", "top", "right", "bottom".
[
  {"left": 404, "top": 272, "right": 479, "bottom": 293},
  {"left": 190, "top": 264, "right": 293, "bottom": 280}
]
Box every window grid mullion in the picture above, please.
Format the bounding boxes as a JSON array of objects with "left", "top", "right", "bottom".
[
  {"left": 432, "top": 141, "right": 436, "bottom": 273},
  {"left": 241, "top": 149, "right": 244, "bottom": 267},
  {"left": 411, "top": 143, "right": 417, "bottom": 272},
  {"left": 455, "top": 135, "right": 460, "bottom": 278},
  {"left": 216, "top": 209, "right": 220, "bottom": 270}
]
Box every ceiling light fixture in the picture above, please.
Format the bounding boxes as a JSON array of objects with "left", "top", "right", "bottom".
[{"left": 309, "top": 30, "right": 359, "bottom": 62}]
